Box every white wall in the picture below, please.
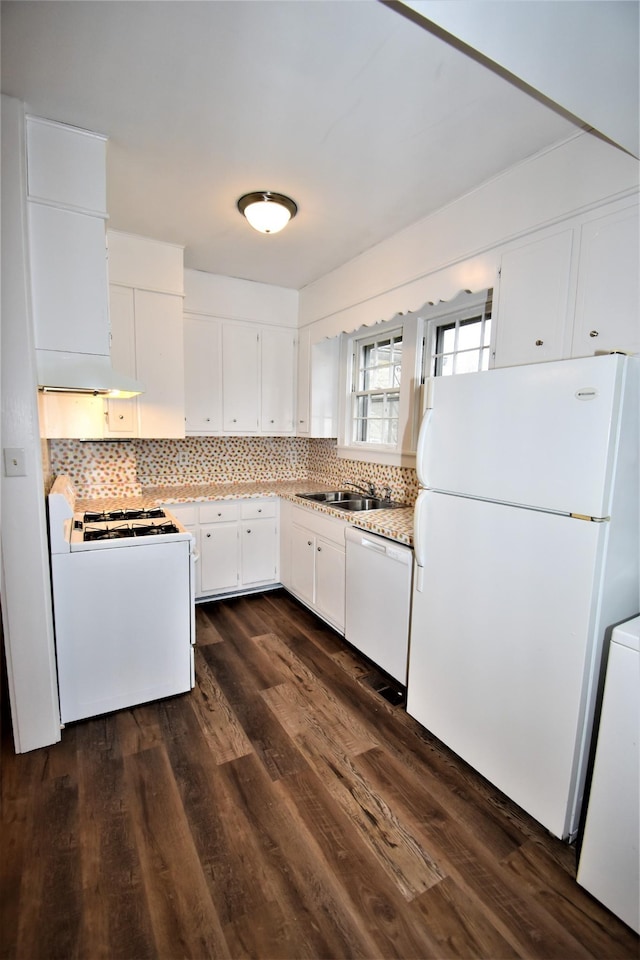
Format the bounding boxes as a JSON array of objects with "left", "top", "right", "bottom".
[
  {"left": 299, "top": 132, "right": 639, "bottom": 340},
  {"left": 1, "top": 95, "right": 61, "bottom": 752}
]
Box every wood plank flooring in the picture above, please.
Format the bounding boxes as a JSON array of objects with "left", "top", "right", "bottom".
[{"left": 1, "top": 589, "right": 638, "bottom": 959}]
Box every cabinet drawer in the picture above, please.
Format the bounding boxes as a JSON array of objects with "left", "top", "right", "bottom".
[
  {"left": 199, "top": 501, "right": 240, "bottom": 524},
  {"left": 164, "top": 502, "right": 198, "bottom": 526},
  {"left": 241, "top": 499, "right": 277, "bottom": 520}
]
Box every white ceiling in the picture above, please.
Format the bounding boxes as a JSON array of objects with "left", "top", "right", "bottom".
[{"left": 1, "top": 1, "right": 597, "bottom": 290}]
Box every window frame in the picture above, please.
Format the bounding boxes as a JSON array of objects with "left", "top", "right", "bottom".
[
  {"left": 337, "top": 314, "right": 421, "bottom": 467},
  {"left": 421, "top": 289, "right": 494, "bottom": 388}
]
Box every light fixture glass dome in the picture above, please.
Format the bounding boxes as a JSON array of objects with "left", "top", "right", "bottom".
[{"left": 237, "top": 191, "right": 297, "bottom": 234}]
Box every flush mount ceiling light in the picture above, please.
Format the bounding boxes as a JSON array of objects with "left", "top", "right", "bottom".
[{"left": 237, "top": 191, "right": 297, "bottom": 234}]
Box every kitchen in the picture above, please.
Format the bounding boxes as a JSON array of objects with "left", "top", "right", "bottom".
[{"left": 2, "top": 2, "right": 639, "bottom": 956}]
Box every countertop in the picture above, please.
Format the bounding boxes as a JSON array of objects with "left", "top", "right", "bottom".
[{"left": 77, "top": 479, "right": 415, "bottom": 546}]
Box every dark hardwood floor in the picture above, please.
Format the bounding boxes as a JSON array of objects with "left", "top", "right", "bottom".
[{"left": 1, "top": 589, "right": 638, "bottom": 959}]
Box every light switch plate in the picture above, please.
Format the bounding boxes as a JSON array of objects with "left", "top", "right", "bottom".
[{"left": 4, "top": 447, "right": 27, "bottom": 477}]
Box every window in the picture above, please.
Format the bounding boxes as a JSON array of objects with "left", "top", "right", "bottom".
[
  {"left": 424, "top": 289, "right": 493, "bottom": 379},
  {"left": 351, "top": 329, "right": 402, "bottom": 445},
  {"left": 338, "top": 315, "right": 420, "bottom": 465}
]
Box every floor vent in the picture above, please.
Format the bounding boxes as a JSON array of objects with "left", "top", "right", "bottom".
[{"left": 362, "top": 672, "right": 406, "bottom": 707}]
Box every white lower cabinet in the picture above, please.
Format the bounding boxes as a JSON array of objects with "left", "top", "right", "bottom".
[
  {"left": 286, "top": 504, "right": 346, "bottom": 633},
  {"left": 165, "top": 498, "right": 278, "bottom": 599}
]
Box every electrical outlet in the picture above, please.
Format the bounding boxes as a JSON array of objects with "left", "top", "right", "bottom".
[{"left": 3, "top": 447, "right": 27, "bottom": 477}]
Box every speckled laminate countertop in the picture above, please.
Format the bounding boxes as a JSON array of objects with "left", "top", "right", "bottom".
[{"left": 77, "top": 479, "right": 415, "bottom": 547}]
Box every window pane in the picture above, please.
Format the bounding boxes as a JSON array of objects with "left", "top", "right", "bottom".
[
  {"left": 457, "top": 318, "right": 482, "bottom": 350},
  {"left": 480, "top": 347, "right": 490, "bottom": 371},
  {"left": 386, "top": 391, "right": 400, "bottom": 419},
  {"left": 456, "top": 349, "right": 481, "bottom": 374},
  {"left": 440, "top": 354, "right": 453, "bottom": 376},
  {"left": 482, "top": 318, "right": 492, "bottom": 347},
  {"left": 441, "top": 324, "right": 456, "bottom": 353},
  {"left": 365, "top": 394, "right": 384, "bottom": 419}
]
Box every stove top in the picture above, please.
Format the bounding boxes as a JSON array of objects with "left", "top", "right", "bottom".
[
  {"left": 83, "top": 508, "right": 167, "bottom": 523},
  {"left": 83, "top": 521, "right": 181, "bottom": 542}
]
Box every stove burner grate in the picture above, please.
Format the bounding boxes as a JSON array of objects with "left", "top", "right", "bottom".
[
  {"left": 84, "top": 507, "right": 166, "bottom": 523},
  {"left": 83, "top": 521, "right": 180, "bottom": 542}
]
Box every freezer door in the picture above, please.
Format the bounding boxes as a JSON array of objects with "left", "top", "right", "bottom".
[
  {"left": 407, "top": 491, "right": 605, "bottom": 840},
  {"left": 416, "top": 354, "right": 634, "bottom": 517}
]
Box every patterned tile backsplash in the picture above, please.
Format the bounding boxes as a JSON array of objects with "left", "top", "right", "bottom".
[{"left": 48, "top": 437, "right": 419, "bottom": 504}]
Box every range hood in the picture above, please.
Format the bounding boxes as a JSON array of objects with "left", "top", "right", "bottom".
[{"left": 36, "top": 350, "right": 144, "bottom": 398}]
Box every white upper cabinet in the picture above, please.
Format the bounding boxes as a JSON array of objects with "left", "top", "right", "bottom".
[
  {"left": 183, "top": 268, "right": 298, "bottom": 437},
  {"left": 105, "top": 283, "right": 185, "bottom": 439},
  {"left": 26, "top": 116, "right": 110, "bottom": 376},
  {"left": 296, "top": 329, "right": 339, "bottom": 437},
  {"left": 107, "top": 231, "right": 185, "bottom": 439},
  {"left": 571, "top": 203, "right": 640, "bottom": 358},
  {"left": 222, "top": 322, "right": 260, "bottom": 433},
  {"left": 184, "top": 315, "right": 222, "bottom": 434},
  {"left": 26, "top": 116, "right": 107, "bottom": 214},
  {"left": 494, "top": 230, "right": 573, "bottom": 368},
  {"left": 261, "top": 326, "right": 295, "bottom": 433},
  {"left": 28, "top": 203, "right": 110, "bottom": 357},
  {"left": 296, "top": 326, "right": 311, "bottom": 435},
  {"left": 134, "top": 290, "right": 185, "bottom": 438}
]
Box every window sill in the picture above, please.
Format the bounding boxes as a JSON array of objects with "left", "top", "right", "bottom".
[{"left": 336, "top": 444, "right": 416, "bottom": 468}]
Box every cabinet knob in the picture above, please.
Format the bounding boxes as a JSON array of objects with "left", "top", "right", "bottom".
[
  {"left": 206, "top": 417, "right": 210, "bottom": 422},
  {"left": 589, "top": 330, "right": 599, "bottom": 338},
  {"left": 246, "top": 528, "right": 251, "bottom": 534},
  {"left": 307, "top": 540, "right": 312, "bottom": 546},
  {"left": 118, "top": 414, "right": 124, "bottom": 420},
  {"left": 257, "top": 508, "right": 262, "bottom": 513},
  {"left": 270, "top": 419, "right": 274, "bottom": 423},
  {"left": 217, "top": 512, "right": 222, "bottom": 517},
  {"left": 317, "top": 546, "right": 322, "bottom": 552},
  {"left": 232, "top": 418, "right": 237, "bottom": 423},
  {"left": 535, "top": 340, "right": 544, "bottom": 346},
  {"left": 206, "top": 533, "right": 212, "bottom": 538}
]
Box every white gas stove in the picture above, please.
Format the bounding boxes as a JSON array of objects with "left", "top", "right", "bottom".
[{"left": 47, "top": 476, "right": 196, "bottom": 724}]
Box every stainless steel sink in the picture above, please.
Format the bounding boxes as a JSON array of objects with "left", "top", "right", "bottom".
[
  {"left": 296, "top": 491, "right": 407, "bottom": 511},
  {"left": 297, "top": 491, "right": 357, "bottom": 503}
]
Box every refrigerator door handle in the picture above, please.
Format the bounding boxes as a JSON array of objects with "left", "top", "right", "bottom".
[
  {"left": 416, "top": 408, "right": 433, "bottom": 488},
  {"left": 413, "top": 490, "right": 429, "bottom": 583}
]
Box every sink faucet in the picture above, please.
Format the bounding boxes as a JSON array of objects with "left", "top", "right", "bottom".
[{"left": 344, "top": 480, "right": 376, "bottom": 497}]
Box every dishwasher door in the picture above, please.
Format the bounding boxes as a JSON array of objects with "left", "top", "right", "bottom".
[{"left": 345, "top": 526, "right": 413, "bottom": 684}]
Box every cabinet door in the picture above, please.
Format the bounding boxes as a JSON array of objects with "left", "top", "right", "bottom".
[
  {"left": 296, "top": 326, "right": 310, "bottom": 435},
  {"left": 222, "top": 324, "right": 260, "bottom": 432},
  {"left": 290, "top": 523, "right": 316, "bottom": 607},
  {"left": 200, "top": 523, "right": 239, "bottom": 594},
  {"left": 310, "top": 336, "right": 340, "bottom": 437},
  {"left": 134, "top": 290, "right": 185, "bottom": 438},
  {"left": 572, "top": 204, "right": 640, "bottom": 358},
  {"left": 184, "top": 315, "right": 222, "bottom": 433},
  {"left": 105, "top": 284, "right": 137, "bottom": 436},
  {"left": 494, "top": 230, "right": 573, "bottom": 368},
  {"left": 279, "top": 499, "right": 293, "bottom": 588},
  {"left": 241, "top": 519, "right": 277, "bottom": 586},
  {"left": 261, "top": 326, "right": 295, "bottom": 434},
  {"left": 315, "top": 537, "right": 346, "bottom": 632},
  {"left": 28, "top": 203, "right": 109, "bottom": 356}
]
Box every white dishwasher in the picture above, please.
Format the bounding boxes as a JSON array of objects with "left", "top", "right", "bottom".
[{"left": 345, "top": 526, "right": 413, "bottom": 685}]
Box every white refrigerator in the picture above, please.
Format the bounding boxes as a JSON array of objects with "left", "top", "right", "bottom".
[{"left": 407, "top": 354, "right": 639, "bottom": 841}]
